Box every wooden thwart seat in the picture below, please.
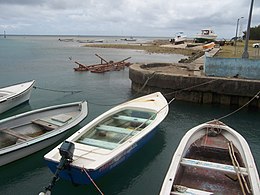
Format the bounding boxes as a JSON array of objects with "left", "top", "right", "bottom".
[
  {"left": 79, "top": 138, "right": 119, "bottom": 150},
  {"left": 96, "top": 125, "right": 138, "bottom": 135},
  {"left": 1, "top": 128, "right": 32, "bottom": 141},
  {"left": 113, "top": 115, "right": 153, "bottom": 124},
  {"left": 32, "top": 119, "right": 62, "bottom": 130},
  {"left": 31, "top": 114, "right": 71, "bottom": 130},
  {"left": 181, "top": 158, "right": 248, "bottom": 175}
]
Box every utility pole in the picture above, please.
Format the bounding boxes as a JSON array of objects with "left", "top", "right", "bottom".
[
  {"left": 234, "top": 17, "right": 243, "bottom": 56},
  {"left": 242, "top": 0, "right": 254, "bottom": 59}
]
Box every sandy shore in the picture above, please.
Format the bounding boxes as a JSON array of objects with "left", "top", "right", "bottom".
[{"left": 83, "top": 40, "right": 204, "bottom": 57}]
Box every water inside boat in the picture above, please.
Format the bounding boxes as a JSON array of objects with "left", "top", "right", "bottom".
[
  {"left": 172, "top": 127, "right": 250, "bottom": 195},
  {"left": 76, "top": 109, "right": 156, "bottom": 150}
]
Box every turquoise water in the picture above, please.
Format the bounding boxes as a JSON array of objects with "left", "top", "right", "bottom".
[{"left": 0, "top": 36, "right": 259, "bottom": 195}]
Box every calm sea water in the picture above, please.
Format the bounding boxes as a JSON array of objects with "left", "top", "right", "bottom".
[{"left": 0, "top": 36, "right": 259, "bottom": 195}]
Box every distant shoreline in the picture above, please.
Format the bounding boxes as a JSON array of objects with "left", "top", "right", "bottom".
[{"left": 83, "top": 40, "right": 200, "bottom": 56}]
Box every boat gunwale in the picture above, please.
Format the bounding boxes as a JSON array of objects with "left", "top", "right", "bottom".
[
  {"left": 0, "top": 80, "right": 35, "bottom": 103},
  {"left": 159, "top": 121, "right": 260, "bottom": 195},
  {"left": 0, "top": 101, "right": 88, "bottom": 155},
  {"left": 44, "top": 92, "right": 169, "bottom": 170}
]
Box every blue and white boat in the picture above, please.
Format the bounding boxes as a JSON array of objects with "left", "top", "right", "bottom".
[{"left": 43, "top": 92, "right": 169, "bottom": 185}]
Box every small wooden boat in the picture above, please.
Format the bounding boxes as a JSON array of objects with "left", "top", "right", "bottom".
[
  {"left": 44, "top": 92, "right": 169, "bottom": 186},
  {"left": 160, "top": 120, "right": 260, "bottom": 195},
  {"left": 0, "top": 101, "right": 88, "bottom": 166},
  {"left": 74, "top": 54, "right": 132, "bottom": 73},
  {"left": 203, "top": 42, "right": 215, "bottom": 51},
  {"left": 0, "top": 80, "right": 35, "bottom": 114}
]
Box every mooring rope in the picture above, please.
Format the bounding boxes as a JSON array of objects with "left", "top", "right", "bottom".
[
  {"left": 85, "top": 71, "right": 159, "bottom": 107},
  {"left": 84, "top": 75, "right": 219, "bottom": 108},
  {"left": 216, "top": 90, "right": 260, "bottom": 121},
  {"left": 163, "top": 79, "right": 217, "bottom": 97},
  {"left": 132, "top": 71, "right": 158, "bottom": 97},
  {"left": 33, "top": 86, "right": 82, "bottom": 94},
  {"left": 81, "top": 167, "right": 104, "bottom": 195}
]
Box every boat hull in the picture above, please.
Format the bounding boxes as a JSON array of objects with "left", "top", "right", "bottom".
[
  {"left": 46, "top": 126, "right": 158, "bottom": 185},
  {"left": 0, "top": 101, "right": 88, "bottom": 166},
  {"left": 0, "top": 80, "right": 35, "bottom": 114},
  {"left": 0, "top": 131, "right": 68, "bottom": 166},
  {"left": 160, "top": 121, "right": 260, "bottom": 195},
  {"left": 44, "top": 92, "right": 169, "bottom": 185},
  {"left": 195, "top": 37, "right": 216, "bottom": 43}
]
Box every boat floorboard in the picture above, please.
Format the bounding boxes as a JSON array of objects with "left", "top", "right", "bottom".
[{"left": 177, "top": 166, "right": 245, "bottom": 194}]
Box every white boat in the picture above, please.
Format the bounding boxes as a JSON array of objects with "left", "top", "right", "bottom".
[
  {"left": 0, "top": 80, "right": 35, "bottom": 114},
  {"left": 171, "top": 32, "right": 187, "bottom": 45},
  {"left": 121, "top": 37, "right": 137, "bottom": 41},
  {"left": 160, "top": 120, "right": 260, "bottom": 195},
  {"left": 194, "top": 28, "right": 217, "bottom": 43},
  {"left": 0, "top": 101, "right": 88, "bottom": 166},
  {"left": 43, "top": 92, "right": 169, "bottom": 187}
]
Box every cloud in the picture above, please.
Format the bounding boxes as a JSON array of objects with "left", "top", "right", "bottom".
[{"left": 0, "top": 0, "right": 259, "bottom": 38}]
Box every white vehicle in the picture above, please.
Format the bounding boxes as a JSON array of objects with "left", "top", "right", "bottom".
[{"left": 253, "top": 43, "right": 260, "bottom": 48}]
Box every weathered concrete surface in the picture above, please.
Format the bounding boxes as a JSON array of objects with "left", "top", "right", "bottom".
[
  {"left": 129, "top": 63, "right": 260, "bottom": 108},
  {"left": 204, "top": 57, "right": 260, "bottom": 80}
]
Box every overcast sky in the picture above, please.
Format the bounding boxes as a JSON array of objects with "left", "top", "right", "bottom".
[{"left": 0, "top": 0, "right": 259, "bottom": 39}]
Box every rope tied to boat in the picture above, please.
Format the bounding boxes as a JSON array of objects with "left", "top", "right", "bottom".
[
  {"left": 228, "top": 141, "right": 251, "bottom": 195},
  {"left": 33, "top": 86, "right": 82, "bottom": 94},
  {"left": 81, "top": 167, "right": 104, "bottom": 195},
  {"left": 216, "top": 90, "right": 260, "bottom": 121},
  {"left": 163, "top": 79, "right": 218, "bottom": 97}
]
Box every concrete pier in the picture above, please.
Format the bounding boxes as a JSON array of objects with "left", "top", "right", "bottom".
[{"left": 129, "top": 49, "right": 260, "bottom": 108}]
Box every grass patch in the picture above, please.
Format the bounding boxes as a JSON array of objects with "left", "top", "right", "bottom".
[{"left": 215, "top": 40, "right": 260, "bottom": 59}]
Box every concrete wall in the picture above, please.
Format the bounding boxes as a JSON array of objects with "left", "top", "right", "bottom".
[
  {"left": 129, "top": 63, "right": 260, "bottom": 108},
  {"left": 204, "top": 57, "right": 260, "bottom": 80}
]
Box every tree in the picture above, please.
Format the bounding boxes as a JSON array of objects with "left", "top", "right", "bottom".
[{"left": 242, "top": 24, "right": 260, "bottom": 40}]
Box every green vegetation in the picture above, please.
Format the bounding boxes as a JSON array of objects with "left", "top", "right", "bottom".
[
  {"left": 243, "top": 25, "right": 260, "bottom": 40},
  {"left": 215, "top": 40, "right": 260, "bottom": 59}
]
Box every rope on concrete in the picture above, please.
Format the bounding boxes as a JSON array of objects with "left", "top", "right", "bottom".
[
  {"left": 163, "top": 79, "right": 218, "bottom": 97},
  {"left": 132, "top": 71, "right": 158, "bottom": 97}
]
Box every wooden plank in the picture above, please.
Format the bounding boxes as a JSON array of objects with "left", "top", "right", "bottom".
[
  {"left": 31, "top": 119, "right": 58, "bottom": 130},
  {"left": 1, "top": 128, "right": 31, "bottom": 141},
  {"left": 78, "top": 138, "right": 119, "bottom": 150},
  {"left": 96, "top": 125, "right": 138, "bottom": 135},
  {"left": 181, "top": 158, "right": 248, "bottom": 175},
  {"left": 51, "top": 114, "right": 72, "bottom": 123},
  {"left": 113, "top": 115, "right": 153, "bottom": 124}
]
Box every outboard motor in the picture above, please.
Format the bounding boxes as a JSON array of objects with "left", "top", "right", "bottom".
[
  {"left": 59, "top": 140, "right": 75, "bottom": 161},
  {"left": 39, "top": 141, "right": 75, "bottom": 195}
]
